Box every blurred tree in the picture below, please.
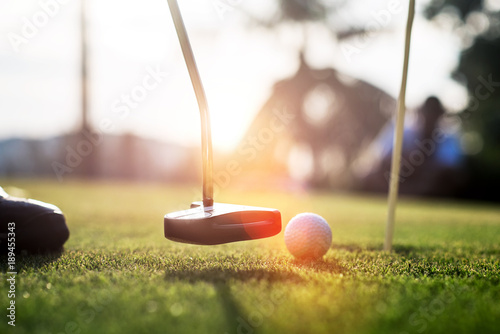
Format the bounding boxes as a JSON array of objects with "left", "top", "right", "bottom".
[
  {"left": 425, "top": 0, "right": 500, "bottom": 201},
  {"left": 259, "top": 0, "right": 376, "bottom": 47},
  {"left": 236, "top": 0, "right": 386, "bottom": 60},
  {"left": 277, "top": 0, "right": 328, "bottom": 22}
]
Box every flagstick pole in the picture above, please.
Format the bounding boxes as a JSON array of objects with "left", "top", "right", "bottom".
[{"left": 384, "top": 0, "right": 415, "bottom": 252}]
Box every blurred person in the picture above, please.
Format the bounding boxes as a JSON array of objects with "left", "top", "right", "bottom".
[{"left": 361, "top": 96, "right": 465, "bottom": 197}]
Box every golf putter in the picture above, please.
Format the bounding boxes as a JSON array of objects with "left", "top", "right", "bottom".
[{"left": 164, "top": 0, "right": 281, "bottom": 245}]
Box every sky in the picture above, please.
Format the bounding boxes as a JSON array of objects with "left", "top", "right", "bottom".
[{"left": 0, "top": 0, "right": 470, "bottom": 152}]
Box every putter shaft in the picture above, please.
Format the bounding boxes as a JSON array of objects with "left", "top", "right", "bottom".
[{"left": 167, "top": 0, "right": 214, "bottom": 207}]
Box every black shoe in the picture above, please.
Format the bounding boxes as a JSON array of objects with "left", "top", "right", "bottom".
[{"left": 0, "top": 187, "right": 69, "bottom": 254}]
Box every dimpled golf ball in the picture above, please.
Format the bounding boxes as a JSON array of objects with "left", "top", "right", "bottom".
[{"left": 284, "top": 213, "right": 332, "bottom": 260}]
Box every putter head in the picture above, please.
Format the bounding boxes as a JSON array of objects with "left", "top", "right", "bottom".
[{"left": 164, "top": 202, "right": 281, "bottom": 245}]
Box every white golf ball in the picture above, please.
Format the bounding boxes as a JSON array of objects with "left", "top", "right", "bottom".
[{"left": 284, "top": 213, "right": 332, "bottom": 260}]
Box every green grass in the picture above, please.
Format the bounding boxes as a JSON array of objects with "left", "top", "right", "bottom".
[{"left": 1, "top": 179, "right": 499, "bottom": 334}]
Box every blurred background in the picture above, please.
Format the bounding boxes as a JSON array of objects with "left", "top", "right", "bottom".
[{"left": 0, "top": 0, "right": 499, "bottom": 201}]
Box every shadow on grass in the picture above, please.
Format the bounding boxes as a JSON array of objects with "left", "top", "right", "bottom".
[
  {"left": 391, "top": 244, "right": 438, "bottom": 255},
  {"left": 164, "top": 256, "right": 348, "bottom": 284},
  {"left": 331, "top": 243, "right": 381, "bottom": 253},
  {"left": 333, "top": 243, "right": 500, "bottom": 257},
  {"left": 289, "top": 257, "right": 348, "bottom": 274},
  {"left": 164, "top": 256, "right": 348, "bottom": 334},
  {"left": 215, "top": 283, "right": 243, "bottom": 334},
  {"left": 0, "top": 248, "right": 64, "bottom": 273},
  {"left": 165, "top": 267, "right": 281, "bottom": 334},
  {"left": 331, "top": 242, "right": 442, "bottom": 254},
  {"left": 333, "top": 243, "right": 449, "bottom": 255},
  {"left": 165, "top": 267, "right": 305, "bottom": 284}
]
